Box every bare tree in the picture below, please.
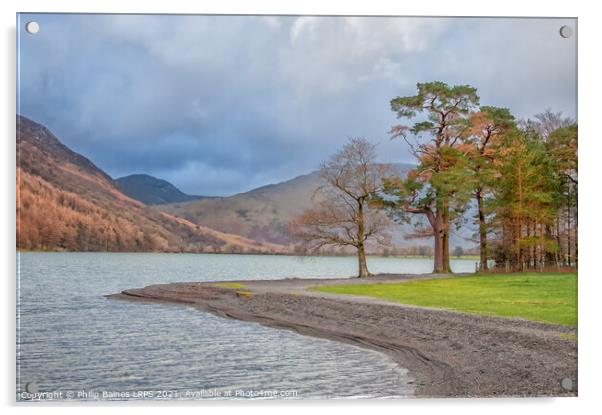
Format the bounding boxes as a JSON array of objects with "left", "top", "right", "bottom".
[
  {"left": 521, "top": 109, "right": 575, "bottom": 140},
  {"left": 291, "top": 138, "right": 391, "bottom": 277}
]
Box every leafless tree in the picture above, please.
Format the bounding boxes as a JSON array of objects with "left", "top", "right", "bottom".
[
  {"left": 521, "top": 109, "right": 575, "bottom": 140},
  {"left": 291, "top": 138, "right": 392, "bottom": 277}
]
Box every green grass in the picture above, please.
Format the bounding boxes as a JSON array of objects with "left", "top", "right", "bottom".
[
  {"left": 312, "top": 273, "right": 577, "bottom": 325},
  {"left": 210, "top": 282, "right": 245, "bottom": 289},
  {"left": 235, "top": 290, "right": 254, "bottom": 298},
  {"left": 553, "top": 332, "right": 577, "bottom": 340}
]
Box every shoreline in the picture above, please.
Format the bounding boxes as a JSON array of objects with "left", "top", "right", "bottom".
[
  {"left": 18, "top": 250, "right": 483, "bottom": 261},
  {"left": 107, "top": 273, "right": 577, "bottom": 398}
]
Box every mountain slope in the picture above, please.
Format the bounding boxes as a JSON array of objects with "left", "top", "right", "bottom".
[
  {"left": 157, "top": 164, "right": 414, "bottom": 245},
  {"left": 16, "top": 115, "right": 284, "bottom": 253},
  {"left": 116, "top": 174, "right": 205, "bottom": 205},
  {"left": 16, "top": 115, "right": 473, "bottom": 253},
  {"left": 157, "top": 171, "right": 323, "bottom": 245}
]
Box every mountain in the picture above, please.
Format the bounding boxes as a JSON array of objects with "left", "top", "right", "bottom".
[
  {"left": 16, "top": 115, "right": 473, "bottom": 254},
  {"left": 157, "top": 164, "right": 415, "bottom": 246},
  {"left": 116, "top": 174, "right": 205, "bottom": 205},
  {"left": 16, "top": 115, "right": 285, "bottom": 254}
]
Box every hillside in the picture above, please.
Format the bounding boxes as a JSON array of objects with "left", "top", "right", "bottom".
[
  {"left": 16, "top": 115, "right": 284, "bottom": 254},
  {"left": 157, "top": 164, "right": 414, "bottom": 246},
  {"left": 16, "top": 116, "right": 473, "bottom": 254},
  {"left": 116, "top": 174, "right": 206, "bottom": 205}
]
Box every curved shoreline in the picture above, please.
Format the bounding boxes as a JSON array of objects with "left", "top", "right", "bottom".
[{"left": 107, "top": 273, "right": 577, "bottom": 398}]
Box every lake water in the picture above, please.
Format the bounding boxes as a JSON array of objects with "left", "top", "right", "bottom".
[{"left": 16, "top": 252, "right": 476, "bottom": 401}]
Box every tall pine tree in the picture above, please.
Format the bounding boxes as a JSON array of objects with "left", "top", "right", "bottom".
[{"left": 385, "top": 82, "right": 479, "bottom": 273}]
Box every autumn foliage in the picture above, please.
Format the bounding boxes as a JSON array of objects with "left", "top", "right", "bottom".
[{"left": 16, "top": 115, "right": 280, "bottom": 254}]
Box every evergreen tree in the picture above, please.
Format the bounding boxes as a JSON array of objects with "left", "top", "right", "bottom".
[
  {"left": 465, "top": 106, "right": 515, "bottom": 271},
  {"left": 490, "top": 129, "right": 559, "bottom": 270},
  {"left": 385, "top": 82, "right": 479, "bottom": 273}
]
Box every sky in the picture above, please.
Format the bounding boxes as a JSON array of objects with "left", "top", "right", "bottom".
[{"left": 17, "top": 14, "right": 577, "bottom": 196}]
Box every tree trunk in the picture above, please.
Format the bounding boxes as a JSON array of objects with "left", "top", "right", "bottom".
[
  {"left": 441, "top": 203, "right": 452, "bottom": 273},
  {"left": 556, "top": 215, "right": 563, "bottom": 266},
  {"left": 433, "top": 225, "right": 445, "bottom": 273},
  {"left": 356, "top": 199, "right": 370, "bottom": 278},
  {"left": 574, "top": 185, "right": 578, "bottom": 269},
  {"left": 476, "top": 190, "right": 488, "bottom": 271},
  {"left": 540, "top": 222, "right": 545, "bottom": 271},
  {"left": 526, "top": 219, "right": 532, "bottom": 269},
  {"left": 357, "top": 244, "right": 369, "bottom": 278},
  {"left": 432, "top": 207, "right": 448, "bottom": 273},
  {"left": 567, "top": 185, "right": 572, "bottom": 267},
  {"left": 421, "top": 204, "right": 450, "bottom": 274},
  {"left": 515, "top": 218, "right": 522, "bottom": 272},
  {"left": 442, "top": 228, "right": 451, "bottom": 273},
  {"left": 516, "top": 163, "right": 524, "bottom": 272},
  {"left": 544, "top": 225, "right": 554, "bottom": 266}
]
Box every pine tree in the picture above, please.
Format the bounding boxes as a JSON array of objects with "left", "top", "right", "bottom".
[
  {"left": 490, "top": 129, "right": 559, "bottom": 270},
  {"left": 385, "top": 82, "right": 479, "bottom": 273},
  {"left": 465, "top": 106, "right": 515, "bottom": 271}
]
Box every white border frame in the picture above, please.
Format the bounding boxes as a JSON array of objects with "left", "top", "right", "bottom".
[{"left": 3, "top": 1, "right": 599, "bottom": 414}]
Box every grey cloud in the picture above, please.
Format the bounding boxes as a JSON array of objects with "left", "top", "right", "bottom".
[{"left": 18, "top": 14, "right": 576, "bottom": 195}]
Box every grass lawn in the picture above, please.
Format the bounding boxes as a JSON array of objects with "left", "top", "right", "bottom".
[{"left": 312, "top": 273, "right": 577, "bottom": 325}]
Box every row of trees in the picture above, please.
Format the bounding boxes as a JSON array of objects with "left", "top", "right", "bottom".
[{"left": 292, "top": 82, "right": 577, "bottom": 276}]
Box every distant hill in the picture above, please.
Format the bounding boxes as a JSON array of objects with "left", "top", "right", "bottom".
[
  {"left": 157, "top": 164, "right": 415, "bottom": 246},
  {"left": 116, "top": 174, "right": 206, "bottom": 205},
  {"left": 16, "top": 115, "right": 285, "bottom": 254},
  {"left": 16, "top": 115, "right": 474, "bottom": 254}
]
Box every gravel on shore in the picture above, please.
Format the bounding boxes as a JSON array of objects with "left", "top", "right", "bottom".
[{"left": 107, "top": 273, "right": 578, "bottom": 398}]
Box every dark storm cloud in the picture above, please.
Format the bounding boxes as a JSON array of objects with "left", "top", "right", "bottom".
[{"left": 17, "top": 14, "right": 576, "bottom": 195}]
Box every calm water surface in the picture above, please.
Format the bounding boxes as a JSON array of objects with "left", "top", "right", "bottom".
[{"left": 17, "top": 252, "right": 476, "bottom": 401}]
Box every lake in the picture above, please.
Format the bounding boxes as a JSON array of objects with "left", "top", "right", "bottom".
[{"left": 16, "top": 252, "right": 476, "bottom": 401}]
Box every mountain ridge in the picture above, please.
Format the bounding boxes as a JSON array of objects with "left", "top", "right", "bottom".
[
  {"left": 16, "top": 115, "right": 285, "bottom": 254},
  {"left": 157, "top": 163, "right": 415, "bottom": 246},
  {"left": 116, "top": 173, "right": 207, "bottom": 205}
]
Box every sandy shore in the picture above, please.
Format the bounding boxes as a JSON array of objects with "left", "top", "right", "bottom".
[{"left": 107, "top": 273, "right": 577, "bottom": 398}]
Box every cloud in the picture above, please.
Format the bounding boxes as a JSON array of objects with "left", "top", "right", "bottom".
[
  {"left": 17, "top": 14, "right": 576, "bottom": 195},
  {"left": 283, "top": 17, "right": 451, "bottom": 99}
]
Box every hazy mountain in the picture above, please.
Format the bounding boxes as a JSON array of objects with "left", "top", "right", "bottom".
[
  {"left": 16, "top": 115, "right": 285, "bottom": 254},
  {"left": 157, "top": 164, "right": 415, "bottom": 246},
  {"left": 116, "top": 174, "right": 206, "bottom": 205}
]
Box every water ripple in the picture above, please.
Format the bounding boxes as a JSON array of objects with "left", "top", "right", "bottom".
[{"left": 17, "top": 252, "right": 475, "bottom": 401}]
